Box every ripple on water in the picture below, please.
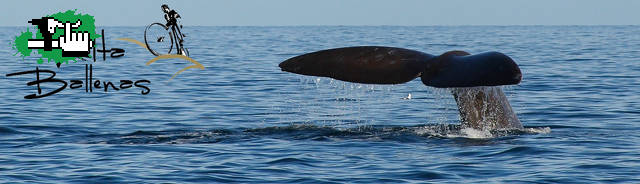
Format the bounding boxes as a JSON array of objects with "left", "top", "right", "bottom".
[{"left": 81, "top": 124, "right": 551, "bottom": 145}]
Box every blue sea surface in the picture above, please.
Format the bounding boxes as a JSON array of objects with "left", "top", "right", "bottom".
[{"left": 1, "top": 26, "right": 639, "bottom": 183}]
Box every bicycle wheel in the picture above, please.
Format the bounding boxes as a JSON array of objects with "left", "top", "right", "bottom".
[{"left": 144, "top": 23, "right": 173, "bottom": 56}]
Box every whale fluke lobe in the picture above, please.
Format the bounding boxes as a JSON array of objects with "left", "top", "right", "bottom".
[
  {"left": 279, "top": 46, "right": 434, "bottom": 84},
  {"left": 421, "top": 51, "right": 522, "bottom": 88},
  {"left": 279, "top": 46, "right": 524, "bottom": 130}
]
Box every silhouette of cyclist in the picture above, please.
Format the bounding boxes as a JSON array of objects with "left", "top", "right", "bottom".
[{"left": 161, "top": 4, "right": 180, "bottom": 27}]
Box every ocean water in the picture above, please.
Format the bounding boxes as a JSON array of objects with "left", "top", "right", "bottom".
[{"left": 1, "top": 26, "right": 639, "bottom": 183}]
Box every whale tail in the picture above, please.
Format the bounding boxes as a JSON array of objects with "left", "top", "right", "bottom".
[
  {"left": 279, "top": 46, "right": 521, "bottom": 87},
  {"left": 279, "top": 46, "right": 524, "bottom": 130}
]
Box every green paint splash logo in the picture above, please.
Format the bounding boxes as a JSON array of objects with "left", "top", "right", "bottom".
[{"left": 11, "top": 10, "right": 101, "bottom": 66}]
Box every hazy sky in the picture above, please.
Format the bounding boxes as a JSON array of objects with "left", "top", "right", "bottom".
[{"left": 3, "top": 0, "right": 640, "bottom": 26}]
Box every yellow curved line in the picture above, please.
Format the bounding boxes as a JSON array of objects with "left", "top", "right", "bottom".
[
  {"left": 116, "top": 38, "right": 205, "bottom": 80},
  {"left": 146, "top": 54, "right": 205, "bottom": 81},
  {"left": 116, "top": 38, "right": 147, "bottom": 49},
  {"left": 145, "top": 54, "right": 202, "bottom": 67},
  {"left": 170, "top": 65, "right": 203, "bottom": 80}
]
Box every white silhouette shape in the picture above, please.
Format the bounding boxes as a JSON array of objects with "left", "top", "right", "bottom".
[{"left": 27, "top": 18, "right": 93, "bottom": 56}]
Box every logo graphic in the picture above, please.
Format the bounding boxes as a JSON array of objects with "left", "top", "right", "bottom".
[
  {"left": 117, "top": 4, "right": 203, "bottom": 80},
  {"left": 12, "top": 10, "right": 99, "bottom": 67},
  {"left": 7, "top": 7, "right": 205, "bottom": 99}
]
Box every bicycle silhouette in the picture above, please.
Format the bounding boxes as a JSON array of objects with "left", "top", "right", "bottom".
[{"left": 144, "top": 4, "right": 189, "bottom": 56}]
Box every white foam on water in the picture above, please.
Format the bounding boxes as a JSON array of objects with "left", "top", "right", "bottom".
[
  {"left": 458, "top": 128, "right": 494, "bottom": 139},
  {"left": 412, "top": 125, "right": 445, "bottom": 137},
  {"left": 412, "top": 124, "right": 552, "bottom": 139},
  {"left": 524, "top": 127, "right": 552, "bottom": 134}
]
